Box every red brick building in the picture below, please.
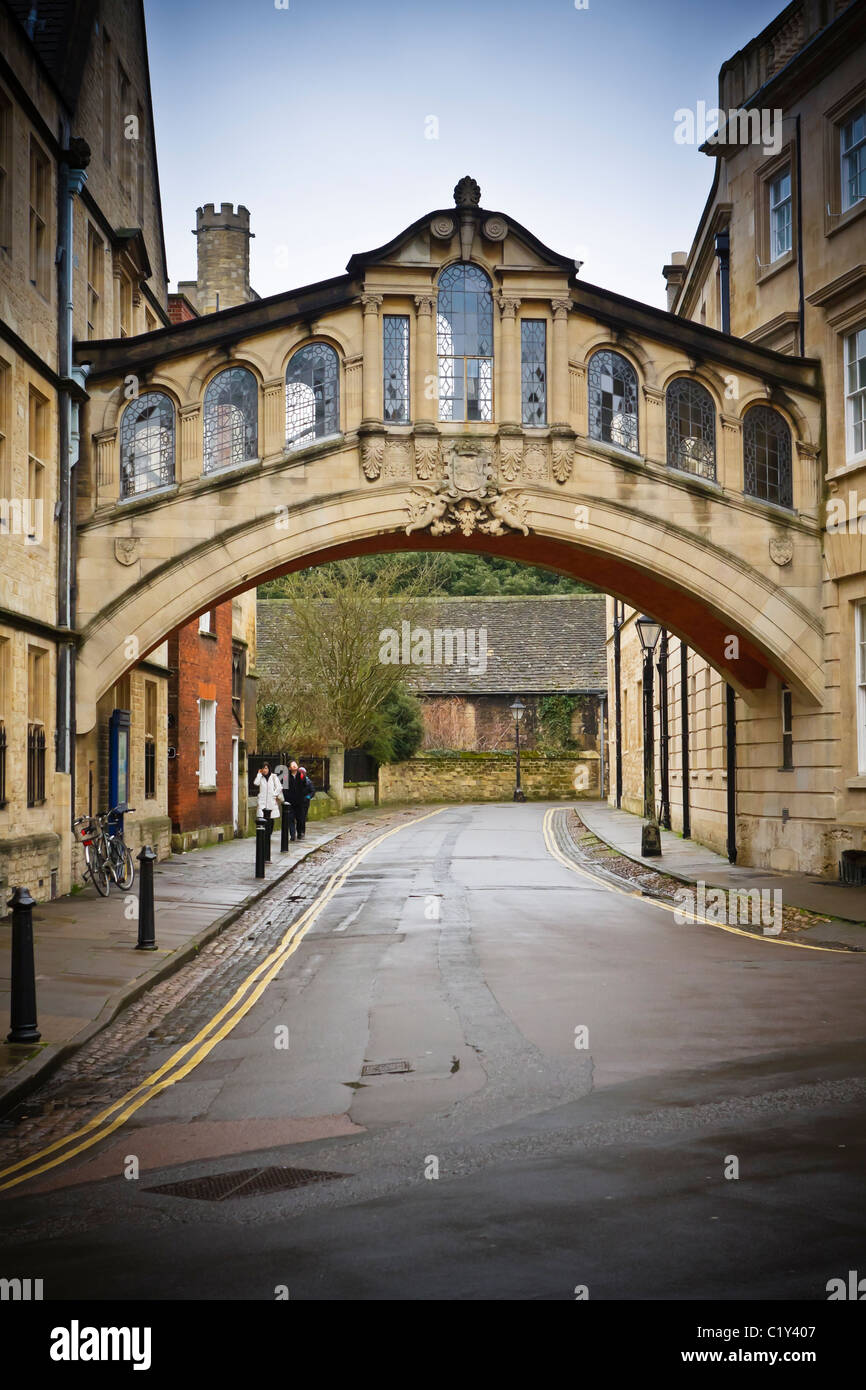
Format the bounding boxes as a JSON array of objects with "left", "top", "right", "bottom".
[{"left": 167, "top": 599, "right": 241, "bottom": 851}]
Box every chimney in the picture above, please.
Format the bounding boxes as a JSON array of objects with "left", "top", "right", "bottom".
[
  {"left": 189, "top": 203, "right": 254, "bottom": 313},
  {"left": 662, "top": 251, "right": 687, "bottom": 312}
]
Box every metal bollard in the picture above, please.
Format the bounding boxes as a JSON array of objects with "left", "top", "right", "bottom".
[
  {"left": 280, "top": 802, "right": 290, "bottom": 853},
  {"left": 6, "top": 886, "right": 41, "bottom": 1043},
  {"left": 255, "top": 815, "right": 267, "bottom": 878},
  {"left": 264, "top": 811, "right": 272, "bottom": 863},
  {"left": 136, "top": 846, "right": 158, "bottom": 950}
]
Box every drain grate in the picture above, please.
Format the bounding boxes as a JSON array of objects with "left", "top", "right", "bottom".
[
  {"left": 145, "top": 1165, "right": 349, "bottom": 1202},
  {"left": 361, "top": 1059, "right": 412, "bottom": 1076}
]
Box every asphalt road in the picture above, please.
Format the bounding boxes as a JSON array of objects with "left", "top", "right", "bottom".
[{"left": 1, "top": 802, "right": 865, "bottom": 1301}]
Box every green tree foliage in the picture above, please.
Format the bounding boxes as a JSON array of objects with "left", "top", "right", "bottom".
[
  {"left": 259, "top": 551, "right": 587, "bottom": 599},
  {"left": 363, "top": 687, "right": 425, "bottom": 765},
  {"left": 538, "top": 693, "right": 582, "bottom": 750}
]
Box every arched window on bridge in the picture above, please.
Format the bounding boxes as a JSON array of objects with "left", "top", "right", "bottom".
[
  {"left": 203, "top": 367, "right": 258, "bottom": 473},
  {"left": 743, "top": 405, "right": 793, "bottom": 509},
  {"left": 437, "top": 263, "right": 494, "bottom": 422},
  {"left": 666, "top": 378, "right": 716, "bottom": 480},
  {"left": 286, "top": 343, "right": 340, "bottom": 449},
  {"left": 119, "top": 391, "right": 175, "bottom": 499},
  {"left": 588, "top": 350, "right": 638, "bottom": 452}
]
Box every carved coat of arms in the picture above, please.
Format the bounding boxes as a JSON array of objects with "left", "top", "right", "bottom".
[{"left": 405, "top": 441, "right": 530, "bottom": 538}]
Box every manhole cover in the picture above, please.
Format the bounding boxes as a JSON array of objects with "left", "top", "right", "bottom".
[
  {"left": 144, "top": 1165, "right": 348, "bottom": 1202},
  {"left": 361, "top": 1060, "right": 412, "bottom": 1076}
]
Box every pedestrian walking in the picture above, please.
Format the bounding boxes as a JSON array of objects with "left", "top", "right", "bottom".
[
  {"left": 253, "top": 762, "right": 283, "bottom": 841},
  {"left": 297, "top": 766, "right": 315, "bottom": 840}
]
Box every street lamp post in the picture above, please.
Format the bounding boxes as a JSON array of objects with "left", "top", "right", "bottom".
[
  {"left": 510, "top": 697, "right": 526, "bottom": 803},
  {"left": 635, "top": 615, "right": 663, "bottom": 857}
]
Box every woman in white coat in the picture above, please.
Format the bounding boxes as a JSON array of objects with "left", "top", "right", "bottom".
[{"left": 253, "top": 762, "right": 283, "bottom": 839}]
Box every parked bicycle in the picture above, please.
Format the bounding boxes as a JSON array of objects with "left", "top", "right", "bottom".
[{"left": 73, "top": 804, "right": 136, "bottom": 896}]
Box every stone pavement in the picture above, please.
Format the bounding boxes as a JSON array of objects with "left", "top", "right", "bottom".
[
  {"left": 0, "top": 808, "right": 399, "bottom": 1110},
  {"left": 579, "top": 801, "right": 866, "bottom": 937}
]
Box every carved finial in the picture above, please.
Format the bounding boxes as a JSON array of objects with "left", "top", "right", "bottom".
[{"left": 454, "top": 176, "right": 481, "bottom": 208}]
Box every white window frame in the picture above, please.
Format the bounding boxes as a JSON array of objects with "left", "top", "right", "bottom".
[
  {"left": 857, "top": 604, "right": 866, "bottom": 775},
  {"left": 198, "top": 610, "right": 212, "bottom": 635},
  {"left": 845, "top": 324, "right": 866, "bottom": 465},
  {"left": 769, "top": 168, "right": 792, "bottom": 261},
  {"left": 198, "top": 698, "right": 217, "bottom": 788},
  {"left": 841, "top": 103, "right": 866, "bottom": 213}
]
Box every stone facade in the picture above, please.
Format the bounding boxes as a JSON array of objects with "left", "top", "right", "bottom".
[
  {"left": 612, "top": 0, "right": 866, "bottom": 875},
  {"left": 379, "top": 751, "right": 599, "bottom": 804},
  {"left": 0, "top": 0, "right": 170, "bottom": 908}
]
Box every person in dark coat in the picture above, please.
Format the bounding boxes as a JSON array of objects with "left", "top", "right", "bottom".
[{"left": 285, "top": 761, "right": 314, "bottom": 841}]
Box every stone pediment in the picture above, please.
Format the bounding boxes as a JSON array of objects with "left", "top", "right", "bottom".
[{"left": 345, "top": 177, "right": 578, "bottom": 277}]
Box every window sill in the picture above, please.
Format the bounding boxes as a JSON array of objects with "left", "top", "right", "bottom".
[
  {"left": 845, "top": 775, "right": 866, "bottom": 789},
  {"left": 756, "top": 249, "right": 795, "bottom": 286},
  {"left": 826, "top": 196, "right": 866, "bottom": 240},
  {"left": 117, "top": 482, "right": 179, "bottom": 509},
  {"left": 199, "top": 630, "right": 218, "bottom": 641},
  {"left": 198, "top": 786, "right": 217, "bottom": 795}
]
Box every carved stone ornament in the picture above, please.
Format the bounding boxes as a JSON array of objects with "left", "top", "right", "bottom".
[
  {"left": 453, "top": 175, "right": 481, "bottom": 208},
  {"left": 414, "top": 436, "right": 441, "bottom": 481},
  {"left": 405, "top": 440, "right": 530, "bottom": 537},
  {"left": 498, "top": 436, "right": 524, "bottom": 483},
  {"left": 430, "top": 215, "right": 455, "bottom": 240},
  {"left": 483, "top": 215, "right": 507, "bottom": 241},
  {"left": 383, "top": 440, "right": 412, "bottom": 480},
  {"left": 769, "top": 535, "right": 794, "bottom": 567},
  {"left": 551, "top": 438, "right": 574, "bottom": 485},
  {"left": 114, "top": 537, "right": 140, "bottom": 566},
  {"left": 361, "top": 436, "right": 385, "bottom": 481}
]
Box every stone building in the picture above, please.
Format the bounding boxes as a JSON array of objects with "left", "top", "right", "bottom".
[
  {"left": 257, "top": 591, "right": 607, "bottom": 757},
  {"left": 0, "top": 0, "right": 172, "bottom": 905},
  {"left": 610, "top": 0, "right": 866, "bottom": 872}
]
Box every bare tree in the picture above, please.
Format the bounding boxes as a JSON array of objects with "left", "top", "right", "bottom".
[{"left": 259, "top": 557, "right": 442, "bottom": 751}]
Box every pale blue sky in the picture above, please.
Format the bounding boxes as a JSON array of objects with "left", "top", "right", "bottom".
[{"left": 144, "top": 0, "right": 784, "bottom": 309}]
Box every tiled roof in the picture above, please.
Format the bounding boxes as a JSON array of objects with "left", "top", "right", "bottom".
[
  {"left": 6, "top": 1, "right": 98, "bottom": 109},
  {"left": 257, "top": 594, "right": 607, "bottom": 696}
]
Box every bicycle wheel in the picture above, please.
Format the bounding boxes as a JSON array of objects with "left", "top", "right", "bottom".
[
  {"left": 112, "top": 841, "right": 135, "bottom": 891},
  {"left": 85, "top": 842, "right": 111, "bottom": 897}
]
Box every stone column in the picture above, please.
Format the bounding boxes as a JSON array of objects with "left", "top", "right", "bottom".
[
  {"left": 179, "top": 404, "right": 200, "bottom": 483},
  {"left": 262, "top": 377, "right": 285, "bottom": 459},
  {"left": 643, "top": 386, "right": 666, "bottom": 466},
  {"left": 361, "top": 294, "right": 383, "bottom": 425},
  {"left": 414, "top": 294, "right": 437, "bottom": 424},
  {"left": 95, "top": 428, "right": 117, "bottom": 503},
  {"left": 497, "top": 295, "right": 521, "bottom": 426},
  {"left": 551, "top": 299, "right": 571, "bottom": 427}
]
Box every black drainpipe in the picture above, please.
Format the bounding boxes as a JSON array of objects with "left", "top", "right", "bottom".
[
  {"left": 657, "top": 630, "right": 671, "bottom": 829},
  {"left": 715, "top": 229, "right": 730, "bottom": 335},
  {"left": 726, "top": 685, "right": 737, "bottom": 864},
  {"left": 680, "top": 642, "right": 691, "bottom": 839},
  {"left": 614, "top": 602, "right": 623, "bottom": 808}
]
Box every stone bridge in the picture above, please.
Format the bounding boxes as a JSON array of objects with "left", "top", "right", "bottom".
[{"left": 74, "top": 178, "right": 824, "bottom": 735}]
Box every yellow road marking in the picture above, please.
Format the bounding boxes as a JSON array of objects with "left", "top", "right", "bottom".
[
  {"left": 542, "top": 809, "right": 850, "bottom": 955},
  {"left": 0, "top": 808, "right": 445, "bottom": 1193}
]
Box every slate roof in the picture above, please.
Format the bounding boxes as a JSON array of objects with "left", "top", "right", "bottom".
[{"left": 257, "top": 594, "right": 607, "bottom": 697}]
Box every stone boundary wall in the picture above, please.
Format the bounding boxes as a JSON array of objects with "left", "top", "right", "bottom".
[{"left": 379, "top": 752, "right": 599, "bottom": 804}]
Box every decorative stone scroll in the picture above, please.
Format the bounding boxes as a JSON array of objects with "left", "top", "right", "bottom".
[
  {"left": 551, "top": 437, "right": 575, "bottom": 484},
  {"left": 414, "top": 436, "right": 441, "bottom": 481},
  {"left": 361, "top": 436, "right": 385, "bottom": 480}
]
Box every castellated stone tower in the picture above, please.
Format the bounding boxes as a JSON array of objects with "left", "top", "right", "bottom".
[{"left": 177, "top": 203, "right": 255, "bottom": 313}]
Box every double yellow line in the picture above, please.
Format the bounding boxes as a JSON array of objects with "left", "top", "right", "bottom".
[
  {"left": 0, "top": 808, "right": 444, "bottom": 1194},
  {"left": 542, "top": 808, "right": 847, "bottom": 954}
]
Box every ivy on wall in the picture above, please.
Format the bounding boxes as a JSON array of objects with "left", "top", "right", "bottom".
[{"left": 538, "top": 694, "right": 586, "bottom": 750}]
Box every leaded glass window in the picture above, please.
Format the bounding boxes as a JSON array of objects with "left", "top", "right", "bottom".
[
  {"left": 744, "top": 406, "right": 792, "bottom": 508},
  {"left": 666, "top": 378, "right": 716, "bottom": 480},
  {"left": 588, "top": 350, "right": 638, "bottom": 452},
  {"left": 383, "top": 315, "right": 410, "bottom": 423},
  {"left": 286, "top": 343, "right": 340, "bottom": 449},
  {"left": 120, "top": 391, "right": 175, "bottom": 498},
  {"left": 521, "top": 320, "right": 546, "bottom": 426},
  {"left": 437, "top": 263, "right": 493, "bottom": 422},
  {"left": 203, "top": 367, "right": 258, "bottom": 473}
]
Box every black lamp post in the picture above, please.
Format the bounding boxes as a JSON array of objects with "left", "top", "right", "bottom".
[
  {"left": 635, "top": 614, "right": 663, "bottom": 856},
  {"left": 510, "top": 697, "right": 526, "bottom": 802}
]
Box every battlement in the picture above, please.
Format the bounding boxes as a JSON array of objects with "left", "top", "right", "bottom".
[{"left": 195, "top": 203, "right": 253, "bottom": 236}]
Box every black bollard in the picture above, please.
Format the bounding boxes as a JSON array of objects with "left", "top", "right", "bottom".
[
  {"left": 280, "top": 802, "right": 290, "bottom": 853},
  {"left": 136, "top": 846, "right": 158, "bottom": 950},
  {"left": 6, "top": 886, "right": 41, "bottom": 1043},
  {"left": 264, "top": 811, "right": 272, "bottom": 863},
  {"left": 255, "top": 815, "right": 267, "bottom": 878}
]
